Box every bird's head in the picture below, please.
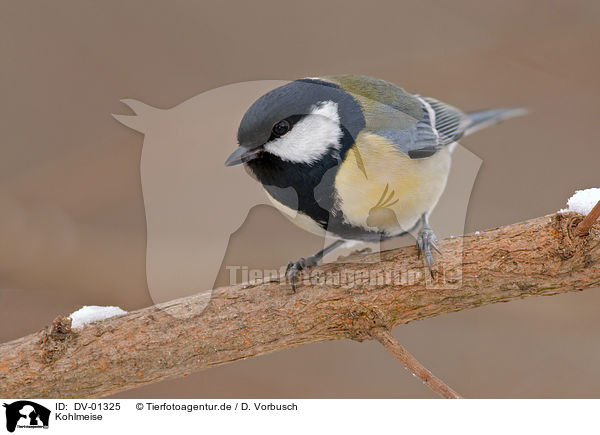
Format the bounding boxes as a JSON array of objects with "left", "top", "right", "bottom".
[{"left": 225, "top": 78, "right": 363, "bottom": 169}]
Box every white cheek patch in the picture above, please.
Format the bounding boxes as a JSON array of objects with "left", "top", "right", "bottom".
[{"left": 264, "top": 101, "right": 343, "bottom": 164}]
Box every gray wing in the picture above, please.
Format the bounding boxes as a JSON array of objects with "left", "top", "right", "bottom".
[{"left": 373, "top": 94, "right": 471, "bottom": 159}]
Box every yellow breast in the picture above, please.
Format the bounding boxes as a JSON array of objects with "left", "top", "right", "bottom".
[{"left": 334, "top": 132, "right": 451, "bottom": 235}]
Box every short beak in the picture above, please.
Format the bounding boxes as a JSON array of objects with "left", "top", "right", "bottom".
[{"left": 224, "top": 146, "right": 263, "bottom": 166}]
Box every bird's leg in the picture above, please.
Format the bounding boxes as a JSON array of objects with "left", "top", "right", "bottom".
[
  {"left": 416, "top": 213, "right": 441, "bottom": 277},
  {"left": 286, "top": 239, "right": 347, "bottom": 292}
]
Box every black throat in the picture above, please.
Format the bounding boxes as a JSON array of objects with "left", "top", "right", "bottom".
[{"left": 245, "top": 126, "right": 356, "bottom": 229}]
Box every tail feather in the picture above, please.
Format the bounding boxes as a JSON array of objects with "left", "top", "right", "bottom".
[{"left": 465, "top": 108, "right": 528, "bottom": 136}]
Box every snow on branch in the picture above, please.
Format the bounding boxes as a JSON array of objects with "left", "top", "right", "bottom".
[{"left": 69, "top": 306, "right": 128, "bottom": 330}]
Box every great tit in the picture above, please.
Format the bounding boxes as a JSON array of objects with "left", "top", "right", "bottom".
[{"left": 225, "top": 75, "right": 524, "bottom": 290}]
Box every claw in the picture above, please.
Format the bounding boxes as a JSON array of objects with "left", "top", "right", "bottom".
[
  {"left": 286, "top": 257, "right": 314, "bottom": 292},
  {"left": 416, "top": 224, "right": 441, "bottom": 278},
  {"left": 431, "top": 239, "right": 441, "bottom": 254},
  {"left": 416, "top": 237, "right": 424, "bottom": 258},
  {"left": 286, "top": 259, "right": 303, "bottom": 292},
  {"left": 283, "top": 240, "right": 346, "bottom": 293}
]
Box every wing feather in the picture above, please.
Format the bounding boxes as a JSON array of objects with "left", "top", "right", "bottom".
[
  {"left": 325, "top": 75, "right": 471, "bottom": 160},
  {"left": 372, "top": 94, "right": 470, "bottom": 159},
  {"left": 421, "top": 96, "right": 471, "bottom": 146}
]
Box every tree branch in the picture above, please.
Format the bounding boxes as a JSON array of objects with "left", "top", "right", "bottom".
[
  {"left": 0, "top": 211, "right": 599, "bottom": 398},
  {"left": 369, "top": 327, "right": 461, "bottom": 398},
  {"left": 575, "top": 200, "right": 600, "bottom": 236}
]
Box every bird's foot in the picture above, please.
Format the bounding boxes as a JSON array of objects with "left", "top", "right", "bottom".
[
  {"left": 416, "top": 225, "right": 441, "bottom": 277},
  {"left": 285, "top": 255, "right": 319, "bottom": 292}
]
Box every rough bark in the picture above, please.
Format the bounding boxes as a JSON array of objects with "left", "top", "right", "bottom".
[{"left": 0, "top": 212, "right": 599, "bottom": 398}]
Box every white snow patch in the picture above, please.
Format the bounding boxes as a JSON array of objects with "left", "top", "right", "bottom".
[
  {"left": 560, "top": 188, "right": 600, "bottom": 215},
  {"left": 69, "top": 305, "right": 127, "bottom": 329}
]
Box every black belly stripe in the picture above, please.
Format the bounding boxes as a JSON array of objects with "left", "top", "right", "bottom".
[{"left": 247, "top": 149, "right": 397, "bottom": 242}]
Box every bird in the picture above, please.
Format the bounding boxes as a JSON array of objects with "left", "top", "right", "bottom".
[{"left": 225, "top": 75, "right": 525, "bottom": 291}]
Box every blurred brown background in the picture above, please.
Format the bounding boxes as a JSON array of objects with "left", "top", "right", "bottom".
[{"left": 1, "top": 0, "right": 599, "bottom": 398}]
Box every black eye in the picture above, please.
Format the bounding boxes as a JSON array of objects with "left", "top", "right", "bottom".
[{"left": 272, "top": 119, "right": 291, "bottom": 137}]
